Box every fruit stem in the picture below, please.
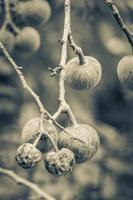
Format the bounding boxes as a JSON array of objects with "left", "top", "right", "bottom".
[
  {"left": 105, "top": 0, "right": 133, "bottom": 53},
  {"left": 33, "top": 130, "right": 59, "bottom": 153},
  {"left": 33, "top": 113, "right": 59, "bottom": 152},
  {"left": 68, "top": 33, "right": 86, "bottom": 65}
]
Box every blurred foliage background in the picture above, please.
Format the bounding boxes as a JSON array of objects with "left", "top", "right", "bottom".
[{"left": 0, "top": 0, "right": 133, "bottom": 199}]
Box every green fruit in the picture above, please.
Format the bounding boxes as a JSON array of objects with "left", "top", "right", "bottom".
[
  {"left": 15, "top": 26, "right": 40, "bottom": 54},
  {"left": 15, "top": 143, "right": 42, "bottom": 169},
  {"left": 16, "top": 0, "right": 51, "bottom": 26},
  {"left": 58, "top": 124, "right": 100, "bottom": 163},
  {"left": 44, "top": 148, "right": 75, "bottom": 176},
  {"left": 22, "top": 117, "right": 58, "bottom": 153},
  {"left": 117, "top": 56, "right": 133, "bottom": 91},
  {"left": 65, "top": 56, "right": 102, "bottom": 90}
]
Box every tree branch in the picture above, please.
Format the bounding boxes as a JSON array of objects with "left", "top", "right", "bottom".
[
  {"left": 0, "top": 40, "right": 65, "bottom": 153},
  {"left": 105, "top": 0, "right": 133, "bottom": 52},
  {"left": 0, "top": 167, "right": 56, "bottom": 200},
  {"left": 52, "top": 0, "right": 78, "bottom": 126}
]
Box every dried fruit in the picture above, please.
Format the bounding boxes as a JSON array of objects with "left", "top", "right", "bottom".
[
  {"left": 15, "top": 0, "right": 51, "bottom": 26},
  {"left": 58, "top": 124, "right": 100, "bottom": 163},
  {"left": 15, "top": 143, "right": 42, "bottom": 169},
  {"left": 65, "top": 56, "right": 102, "bottom": 90},
  {"left": 117, "top": 55, "right": 133, "bottom": 91},
  {"left": 22, "top": 117, "right": 58, "bottom": 153},
  {"left": 44, "top": 148, "right": 75, "bottom": 176},
  {"left": 15, "top": 26, "right": 40, "bottom": 54}
]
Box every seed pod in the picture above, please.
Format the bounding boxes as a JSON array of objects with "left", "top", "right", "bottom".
[
  {"left": 65, "top": 56, "right": 102, "bottom": 90},
  {"left": 58, "top": 124, "right": 100, "bottom": 163},
  {"left": 22, "top": 117, "right": 58, "bottom": 153},
  {"left": 15, "top": 0, "right": 51, "bottom": 27},
  {"left": 0, "top": 30, "right": 15, "bottom": 53},
  {"left": 15, "top": 26, "right": 40, "bottom": 54},
  {"left": 15, "top": 143, "right": 42, "bottom": 169},
  {"left": 44, "top": 148, "right": 75, "bottom": 176},
  {"left": 117, "top": 55, "right": 133, "bottom": 91}
]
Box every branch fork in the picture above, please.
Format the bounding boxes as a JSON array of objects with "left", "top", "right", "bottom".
[
  {"left": 51, "top": 0, "right": 87, "bottom": 127},
  {"left": 48, "top": 66, "right": 62, "bottom": 76}
]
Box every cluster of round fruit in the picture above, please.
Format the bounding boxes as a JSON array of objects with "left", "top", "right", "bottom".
[
  {"left": 0, "top": 0, "right": 51, "bottom": 55},
  {"left": 15, "top": 117, "right": 100, "bottom": 176}
]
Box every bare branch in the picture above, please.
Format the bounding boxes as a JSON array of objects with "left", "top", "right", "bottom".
[
  {"left": 105, "top": 0, "right": 133, "bottom": 52},
  {"left": 0, "top": 167, "right": 56, "bottom": 200},
  {"left": 52, "top": 0, "right": 78, "bottom": 126},
  {"left": 0, "top": 41, "right": 64, "bottom": 153},
  {"left": 0, "top": 1, "right": 65, "bottom": 144}
]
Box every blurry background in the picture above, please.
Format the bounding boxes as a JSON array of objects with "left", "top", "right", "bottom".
[{"left": 0, "top": 0, "right": 133, "bottom": 199}]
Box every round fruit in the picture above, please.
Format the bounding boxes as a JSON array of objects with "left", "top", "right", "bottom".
[
  {"left": 0, "top": 30, "right": 15, "bottom": 53},
  {"left": 65, "top": 56, "right": 102, "bottom": 90},
  {"left": 58, "top": 124, "right": 100, "bottom": 163},
  {"left": 22, "top": 117, "right": 58, "bottom": 153},
  {"left": 44, "top": 148, "right": 75, "bottom": 176},
  {"left": 15, "top": 26, "right": 40, "bottom": 54},
  {"left": 15, "top": 143, "right": 42, "bottom": 169},
  {"left": 117, "top": 56, "right": 133, "bottom": 91},
  {"left": 15, "top": 0, "right": 51, "bottom": 26}
]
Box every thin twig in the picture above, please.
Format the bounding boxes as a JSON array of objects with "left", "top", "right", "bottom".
[
  {"left": 52, "top": 0, "right": 78, "bottom": 126},
  {"left": 0, "top": 167, "right": 55, "bottom": 200},
  {"left": 105, "top": 0, "right": 133, "bottom": 52}
]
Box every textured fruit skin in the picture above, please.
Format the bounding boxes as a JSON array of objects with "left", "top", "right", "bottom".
[
  {"left": 22, "top": 117, "right": 58, "bottom": 153},
  {"left": 0, "top": 30, "right": 15, "bottom": 53},
  {"left": 117, "top": 56, "right": 133, "bottom": 91},
  {"left": 65, "top": 56, "right": 102, "bottom": 90},
  {"left": 44, "top": 148, "right": 75, "bottom": 176},
  {"left": 15, "top": 143, "right": 42, "bottom": 169},
  {"left": 16, "top": 0, "right": 51, "bottom": 26},
  {"left": 58, "top": 124, "right": 100, "bottom": 163},
  {"left": 15, "top": 27, "right": 40, "bottom": 54}
]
